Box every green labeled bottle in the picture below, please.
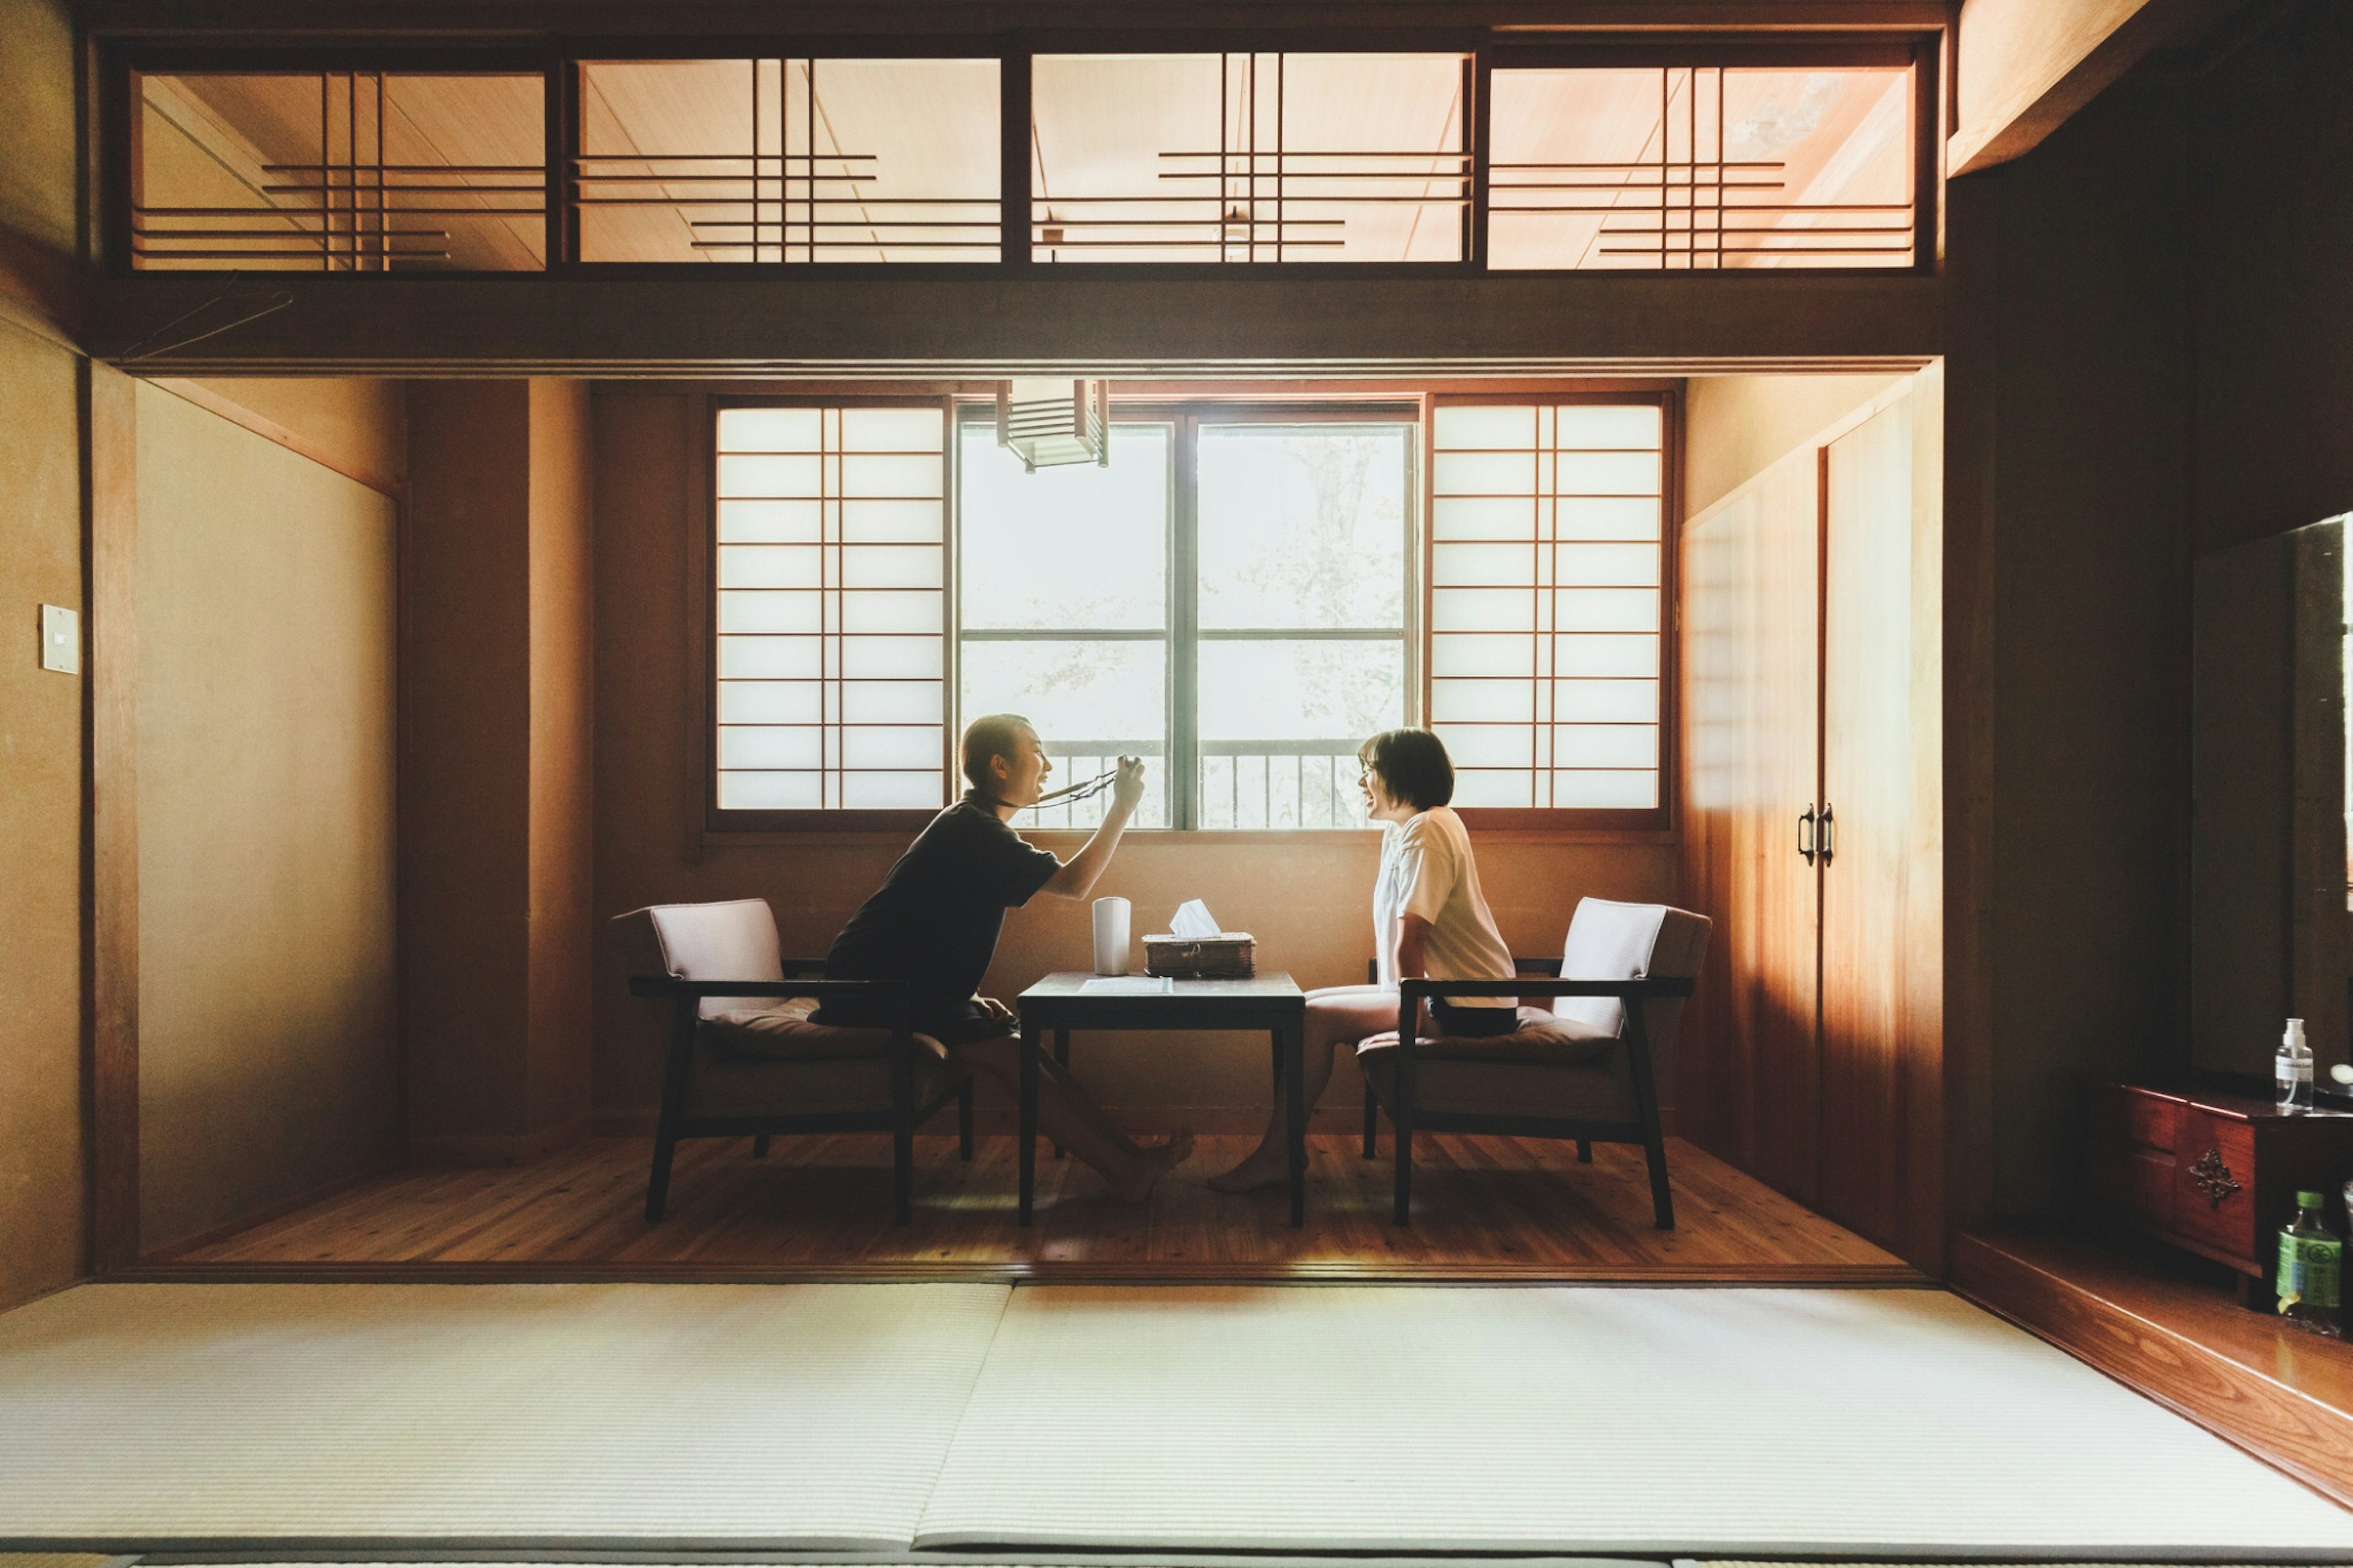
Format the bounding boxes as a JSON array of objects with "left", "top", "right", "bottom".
[{"left": 2276, "top": 1191, "right": 2343, "bottom": 1338}]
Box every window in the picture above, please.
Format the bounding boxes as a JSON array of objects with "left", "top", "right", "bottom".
[
  {"left": 1488, "top": 61, "right": 1916, "bottom": 270},
  {"left": 713, "top": 394, "right": 1669, "bottom": 831},
  {"left": 121, "top": 44, "right": 1931, "bottom": 277},
  {"left": 1428, "top": 399, "right": 1669, "bottom": 814},
  {"left": 575, "top": 58, "right": 1000, "bottom": 263},
  {"left": 1029, "top": 54, "right": 1471, "bottom": 262},
  {"left": 713, "top": 402, "right": 951, "bottom": 812},
  {"left": 132, "top": 70, "right": 545, "bottom": 270}
]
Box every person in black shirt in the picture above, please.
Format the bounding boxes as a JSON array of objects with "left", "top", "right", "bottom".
[{"left": 819, "top": 713, "right": 1192, "bottom": 1202}]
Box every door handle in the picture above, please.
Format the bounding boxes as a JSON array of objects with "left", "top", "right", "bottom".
[
  {"left": 1818, "top": 803, "right": 1835, "bottom": 865},
  {"left": 1798, "top": 807, "right": 1817, "bottom": 865}
]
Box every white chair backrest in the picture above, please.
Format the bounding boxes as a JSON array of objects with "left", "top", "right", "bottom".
[
  {"left": 1556, "top": 898, "right": 1669, "bottom": 1036},
  {"left": 643, "top": 898, "right": 786, "bottom": 1019},
  {"left": 1556, "top": 896, "right": 1711, "bottom": 1034}
]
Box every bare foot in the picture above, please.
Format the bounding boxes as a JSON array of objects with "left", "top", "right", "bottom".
[
  {"left": 1206, "top": 1149, "right": 1288, "bottom": 1194},
  {"left": 1113, "top": 1129, "right": 1195, "bottom": 1204}
]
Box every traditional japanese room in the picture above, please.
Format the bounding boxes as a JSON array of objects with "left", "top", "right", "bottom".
[{"left": 4, "top": 0, "right": 2353, "bottom": 1559}]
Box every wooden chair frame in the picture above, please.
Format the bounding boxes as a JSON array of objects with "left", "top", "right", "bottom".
[
  {"left": 1366, "top": 964, "right": 1696, "bottom": 1230},
  {"left": 627, "top": 963, "right": 974, "bottom": 1225}
]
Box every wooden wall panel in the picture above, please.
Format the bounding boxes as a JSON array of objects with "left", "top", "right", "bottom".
[{"left": 85, "top": 359, "right": 140, "bottom": 1273}]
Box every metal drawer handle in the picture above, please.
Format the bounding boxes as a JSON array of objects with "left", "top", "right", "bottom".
[
  {"left": 2189, "top": 1146, "right": 2241, "bottom": 1206},
  {"left": 1798, "top": 808, "right": 1817, "bottom": 865}
]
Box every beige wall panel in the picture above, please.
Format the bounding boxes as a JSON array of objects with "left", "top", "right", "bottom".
[
  {"left": 0, "top": 0, "right": 77, "bottom": 252},
  {"left": 0, "top": 320, "right": 88, "bottom": 1307},
  {"left": 592, "top": 392, "right": 1677, "bottom": 1131},
  {"left": 178, "top": 379, "right": 409, "bottom": 495},
  {"left": 1684, "top": 373, "right": 1904, "bottom": 519},
  {"left": 526, "top": 378, "right": 596, "bottom": 1137},
  {"left": 134, "top": 379, "right": 401, "bottom": 1253}
]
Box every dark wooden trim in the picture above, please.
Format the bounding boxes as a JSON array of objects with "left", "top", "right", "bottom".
[
  {"left": 83, "top": 359, "right": 141, "bottom": 1274},
  {"left": 111, "top": 1256, "right": 1931, "bottom": 1286},
  {"left": 1487, "top": 37, "right": 1923, "bottom": 68},
  {"left": 86, "top": 273, "right": 1946, "bottom": 374},
  {"left": 81, "top": 2, "right": 1957, "bottom": 41},
  {"left": 998, "top": 46, "right": 1031, "bottom": 269},
  {"left": 1952, "top": 1225, "right": 2353, "bottom": 1510}
]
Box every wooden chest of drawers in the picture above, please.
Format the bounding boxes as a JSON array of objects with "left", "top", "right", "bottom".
[{"left": 2091, "top": 1082, "right": 2353, "bottom": 1305}]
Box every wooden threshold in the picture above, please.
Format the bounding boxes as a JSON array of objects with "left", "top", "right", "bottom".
[
  {"left": 1952, "top": 1222, "right": 2353, "bottom": 1509},
  {"left": 113, "top": 1258, "right": 1927, "bottom": 1286},
  {"left": 135, "top": 1132, "right": 1922, "bottom": 1287}
]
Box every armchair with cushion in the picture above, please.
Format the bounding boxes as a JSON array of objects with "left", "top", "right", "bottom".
[
  {"left": 612, "top": 898, "right": 974, "bottom": 1225},
  {"left": 1357, "top": 896, "right": 1710, "bottom": 1228}
]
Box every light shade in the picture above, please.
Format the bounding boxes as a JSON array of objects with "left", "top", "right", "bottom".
[{"left": 996, "top": 378, "right": 1110, "bottom": 471}]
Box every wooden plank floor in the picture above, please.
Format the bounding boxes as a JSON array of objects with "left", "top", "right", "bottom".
[
  {"left": 1954, "top": 1223, "right": 2353, "bottom": 1508},
  {"left": 154, "top": 1134, "right": 1918, "bottom": 1283}
]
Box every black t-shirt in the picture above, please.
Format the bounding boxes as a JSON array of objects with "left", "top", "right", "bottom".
[{"left": 822, "top": 793, "right": 1061, "bottom": 1009}]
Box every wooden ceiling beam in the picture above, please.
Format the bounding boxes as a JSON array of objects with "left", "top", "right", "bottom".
[
  {"left": 85, "top": 1, "right": 1952, "bottom": 42},
  {"left": 86, "top": 271, "right": 1940, "bottom": 375},
  {"left": 1949, "top": 0, "right": 2246, "bottom": 175}
]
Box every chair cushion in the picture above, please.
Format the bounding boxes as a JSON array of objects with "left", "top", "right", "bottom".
[
  {"left": 703, "top": 998, "right": 952, "bottom": 1065},
  {"left": 687, "top": 1001, "right": 965, "bottom": 1118},
  {"left": 1355, "top": 1006, "right": 1616, "bottom": 1067}
]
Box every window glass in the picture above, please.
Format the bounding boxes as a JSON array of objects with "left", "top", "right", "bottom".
[
  {"left": 1197, "top": 425, "right": 1408, "bottom": 629},
  {"left": 1488, "top": 65, "right": 1913, "bottom": 270},
  {"left": 1030, "top": 54, "right": 1469, "bottom": 262},
  {"left": 957, "top": 422, "right": 1173, "bottom": 828},
  {"left": 1195, "top": 422, "right": 1410, "bottom": 827},
  {"left": 578, "top": 58, "right": 999, "bottom": 263},
  {"left": 134, "top": 71, "right": 545, "bottom": 270}
]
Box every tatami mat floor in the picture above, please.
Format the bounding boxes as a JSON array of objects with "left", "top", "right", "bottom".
[{"left": 2, "top": 1282, "right": 2350, "bottom": 1558}]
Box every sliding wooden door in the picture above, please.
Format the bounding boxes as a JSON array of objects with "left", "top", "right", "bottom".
[
  {"left": 1682, "top": 452, "right": 1821, "bottom": 1202},
  {"left": 1680, "top": 367, "right": 1944, "bottom": 1264},
  {"left": 1818, "top": 398, "right": 1916, "bottom": 1241}
]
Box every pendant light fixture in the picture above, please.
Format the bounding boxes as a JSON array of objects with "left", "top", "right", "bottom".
[{"left": 995, "top": 377, "right": 1111, "bottom": 471}]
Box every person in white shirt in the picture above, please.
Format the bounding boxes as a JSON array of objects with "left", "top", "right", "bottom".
[{"left": 1208, "top": 727, "right": 1517, "bottom": 1194}]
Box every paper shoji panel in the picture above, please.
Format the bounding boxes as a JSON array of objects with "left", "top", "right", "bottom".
[
  {"left": 1429, "top": 402, "right": 1664, "bottom": 809},
  {"left": 715, "top": 405, "right": 950, "bottom": 811}
]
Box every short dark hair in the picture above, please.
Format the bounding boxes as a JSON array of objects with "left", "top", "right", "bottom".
[
  {"left": 1357, "top": 727, "right": 1454, "bottom": 810},
  {"left": 961, "top": 713, "right": 1034, "bottom": 793}
]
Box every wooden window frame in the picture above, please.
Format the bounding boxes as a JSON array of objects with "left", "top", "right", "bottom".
[
  {"left": 104, "top": 32, "right": 1939, "bottom": 281},
  {"left": 1427, "top": 387, "right": 1681, "bottom": 835},
  {"left": 1481, "top": 36, "right": 1941, "bottom": 279},
  {"left": 701, "top": 382, "right": 1677, "bottom": 838},
  {"left": 703, "top": 392, "right": 960, "bottom": 834},
  {"left": 106, "top": 45, "right": 556, "bottom": 277}
]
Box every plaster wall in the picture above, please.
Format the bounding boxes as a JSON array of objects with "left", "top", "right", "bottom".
[{"left": 133, "top": 379, "right": 402, "bottom": 1252}]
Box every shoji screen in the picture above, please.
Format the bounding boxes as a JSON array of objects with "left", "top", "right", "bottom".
[
  {"left": 1428, "top": 400, "right": 1666, "bottom": 812},
  {"left": 713, "top": 403, "right": 950, "bottom": 812}
]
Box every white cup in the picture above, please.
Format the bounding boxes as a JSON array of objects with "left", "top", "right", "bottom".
[{"left": 1091, "top": 896, "right": 1132, "bottom": 976}]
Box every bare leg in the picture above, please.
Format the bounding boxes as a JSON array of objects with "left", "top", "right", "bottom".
[
  {"left": 1209, "top": 987, "right": 1398, "bottom": 1193},
  {"left": 957, "top": 1036, "right": 1194, "bottom": 1203}
]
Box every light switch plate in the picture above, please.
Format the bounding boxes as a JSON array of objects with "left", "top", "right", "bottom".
[{"left": 40, "top": 604, "right": 79, "bottom": 675}]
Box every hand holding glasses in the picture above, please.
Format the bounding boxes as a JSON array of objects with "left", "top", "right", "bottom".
[{"left": 1023, "top": 755, "right": 1147, "bottom": 814}]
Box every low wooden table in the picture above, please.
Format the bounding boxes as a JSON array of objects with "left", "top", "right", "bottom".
[{"left": 1017, "top": 971, "right": 1308, "bottom": 1227}]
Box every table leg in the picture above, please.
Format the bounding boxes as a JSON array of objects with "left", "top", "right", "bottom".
[
  {"left": 1018, "top": 1017, "right": 1040, "bottom": 1226},
  {"left": 1052, "top": 1027, "right": 1069, "bottom": 1159},
  {"left": 1284, "top": 1017, "right": 1306, "bottom": 1229}
]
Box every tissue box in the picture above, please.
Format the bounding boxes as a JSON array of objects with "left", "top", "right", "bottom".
[{"left": 1143, "top": 933, "right": 1256, "bottom": 979}]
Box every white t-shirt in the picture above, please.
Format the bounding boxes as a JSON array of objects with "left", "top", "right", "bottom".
[{"left": 1373, "top": 806, "right": 1515, "bottom": 1010}]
